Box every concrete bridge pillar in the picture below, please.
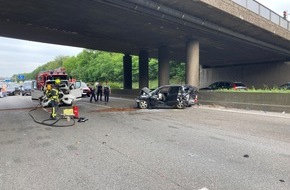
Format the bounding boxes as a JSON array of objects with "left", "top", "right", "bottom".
[
  {"left": 158, "top": 46, "right": 170, "bottom": 86},
  {"left": 123, "top": 54, "right": 132, "bottom": 89},
  {"left": 139, "top": 50, "right": 149, "bottom": 89},
  {"left": 186, "top": 40, "right": 200, "bottom": 87}
]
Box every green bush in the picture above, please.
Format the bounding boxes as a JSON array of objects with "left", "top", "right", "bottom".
[{"left": 218, "top": 88, "right": 290, "bottom": 93}]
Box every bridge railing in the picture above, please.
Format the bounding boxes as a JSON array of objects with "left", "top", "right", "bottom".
[{"left": 231, "top": 0, "right": 290, "bottom": 31}]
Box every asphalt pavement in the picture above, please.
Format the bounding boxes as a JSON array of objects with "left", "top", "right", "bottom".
[{"left": 0, "top": 96, "right": 289, "bottom": 190}]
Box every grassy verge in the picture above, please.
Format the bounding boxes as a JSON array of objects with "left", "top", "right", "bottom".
[
  {"left": 110, "top": 79, "right": 184, "bottom": 89},
  {"left": 214, "top": 88, "right": 290, "bottom": 93}
]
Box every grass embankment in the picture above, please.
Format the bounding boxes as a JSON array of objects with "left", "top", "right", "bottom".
[
  {"left": 109, "top": 79, "right": 184, "bottom": 90},
  {"left": 216, "top": 87, "right": 290, "bottom": 93}
]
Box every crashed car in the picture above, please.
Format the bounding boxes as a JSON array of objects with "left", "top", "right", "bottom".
[{"left": 135, "top": 85, "right": 198, "bottom": 109}]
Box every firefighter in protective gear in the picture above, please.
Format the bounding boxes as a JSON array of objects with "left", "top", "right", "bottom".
[
  {"left": 44, "top": 84, "right": 52, "bottom": 95},
  {"left": 45, "top": 84, "right": 59, "bottom": 119},
  {"left": 54, "top": 78, "right": 66, "bottom": 90},
  {"left": 55, "top": 78, "right": 61, "bottom": 85}
]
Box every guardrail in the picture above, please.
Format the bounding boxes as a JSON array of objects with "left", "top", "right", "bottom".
[{"left": 232, "top": 0, "right": 290, "bottom": 31}]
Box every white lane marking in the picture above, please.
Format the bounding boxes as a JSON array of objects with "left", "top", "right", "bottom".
[{"left": 199, "top": 188, "right": 209, "bottom": 190}]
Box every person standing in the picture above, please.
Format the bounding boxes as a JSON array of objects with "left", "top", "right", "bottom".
[
  {"left": 89, "top": 83, "right": 97, "bottom": 102},
  {"left": 2, "top": 83, "right": 7, "bottom": 97},
  {"left": 96, "top": 82, "right": 103, "bottom": 101},
  {"left": 103, "top": 81, "right": 111, "bottom": 104}
]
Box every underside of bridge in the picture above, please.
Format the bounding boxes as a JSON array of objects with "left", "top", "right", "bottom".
[{"left": 0, "top": 0, "right": 290, "bottom": 69}]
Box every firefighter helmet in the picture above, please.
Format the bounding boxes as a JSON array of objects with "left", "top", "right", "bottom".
[
  {"left": 55, "top": 79, "right": 61, "bottom": 85},
  {"left": 46, "top": 84, "right": 52, "bottom": 90}
]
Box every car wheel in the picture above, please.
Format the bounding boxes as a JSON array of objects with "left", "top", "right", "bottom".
[
  {"left": 176, "top": 99, "right": 185, "bottom": 109},
  {"left": 139, "top": 100, "right": 148, "bottom": 109}
]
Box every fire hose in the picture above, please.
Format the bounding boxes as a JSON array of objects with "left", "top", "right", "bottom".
[{"left": 28, "top": 103, "right": 76, "bottom": 127}]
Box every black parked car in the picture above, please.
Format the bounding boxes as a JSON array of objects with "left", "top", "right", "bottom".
[
  {"left": 199, "top": 81, "right": 247, "bottom": 91},
  {"left": 135, "top": 85, "right": 198, "bottom": 109},
  {"left": 279, "top": 82, "right": 290, "bottom": 90}
]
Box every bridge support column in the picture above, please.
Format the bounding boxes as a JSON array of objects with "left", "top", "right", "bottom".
[
  {"left": 123, "top": 54, "right": 132, "bottom": 89},
  {"left": 158, "top": 46, "right": 170, "bottom": 86},
  {"left": 139, "top": 50, "right": 149, "bottom": 89},
  {"left": 186, "top": 40, "right": 200, "bottom": 87}
]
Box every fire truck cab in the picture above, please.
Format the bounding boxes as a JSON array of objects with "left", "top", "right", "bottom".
[{"left": 31, "top": 67, "right": 83, "bottom": 106}]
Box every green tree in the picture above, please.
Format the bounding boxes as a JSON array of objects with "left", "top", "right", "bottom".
[
  {"left": 148, "top": 58, "right": 158, "bottom": 80},
  {"left": 15, "top": 48, "right": 186, "bottom": 87},
  {"left": 170, "top": 61, "right": 185, "bottom": 83}
]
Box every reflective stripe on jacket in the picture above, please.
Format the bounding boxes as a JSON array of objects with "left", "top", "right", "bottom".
[{"left": 46, "top": 89, "right": 59, "bottom": 100}]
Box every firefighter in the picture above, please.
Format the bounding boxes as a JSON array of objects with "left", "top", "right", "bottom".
[
  {"left": 45, "top": 84, "right": 59, "bottom": 119},
  {"left": 55, "top": 78, "right": 62, "bottom": 89}
]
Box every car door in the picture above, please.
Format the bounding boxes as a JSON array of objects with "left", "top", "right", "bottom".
[
  {"left": 31, "top": 80, "right": 44, "bottom": 101},
  {"left": 70, "top": 88, "right": 83, "bottom": 99},
  {"left": 217, "top": 82, "right": 225, "bottom": 89},
  {"left": 149, "top": 86, "right": 163, "bottom": 107},
  {"left": 70, "top": 80, "right": 83, "bottom": 99},
  {"left": 165, "top": 86, "right": 180, "bottom": 106}
]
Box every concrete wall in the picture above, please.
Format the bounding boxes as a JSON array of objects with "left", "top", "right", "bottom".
[
  {"left": 198, "top": 91, "right": 290, "bottom": 113},
  {"left": 111, "top": 89, "right": 140, "bottom": 99},
  {"left": 200, "top": 62, "right": 290, "bottom": 89}
]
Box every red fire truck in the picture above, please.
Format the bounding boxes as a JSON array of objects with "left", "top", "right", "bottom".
[
  {"left": 35, "top": 67, "right": 68, "bottom": 90},
  {"left": 31, "top": 67, "right": 83, "bottom": 106}
]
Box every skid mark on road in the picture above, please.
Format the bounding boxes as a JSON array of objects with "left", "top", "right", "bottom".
[{"left": 91, "top": 107, "right": 137, "bottom": 112}]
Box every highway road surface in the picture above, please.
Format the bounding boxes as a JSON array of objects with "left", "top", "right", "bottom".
[{"left": 0, "top": 95, "right": 289, "bottom": 190}]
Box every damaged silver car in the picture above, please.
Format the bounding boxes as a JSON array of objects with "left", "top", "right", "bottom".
[{"left": 135, "top": 85, "right": 198, "bottom": 109}]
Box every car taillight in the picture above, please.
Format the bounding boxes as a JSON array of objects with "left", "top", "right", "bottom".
[{"left": 194, "top": 95, "right": 198, "bottom": 103}]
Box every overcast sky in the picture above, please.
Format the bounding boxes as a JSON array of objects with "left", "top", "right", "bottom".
[
  {"left": 0, "top": 0, "right": 289, "bottom": 78},
  {"left": 257, "top": 0, "right": 290, "bottom": 16},
  {"left": 0, "top": 37, "right": 83, "bottom": 78}
]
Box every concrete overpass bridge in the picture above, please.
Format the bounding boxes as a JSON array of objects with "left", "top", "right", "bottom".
[{"left": 0, "top": 0, "right": 290, "bottom": 88}]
